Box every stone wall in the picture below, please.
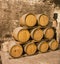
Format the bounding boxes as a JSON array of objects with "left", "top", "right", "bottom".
[{"left": 0, "top": 0, "right": 54, "bottom": 38}]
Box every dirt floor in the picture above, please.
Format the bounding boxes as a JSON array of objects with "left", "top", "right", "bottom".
[{"left": 0, "top": 48, "right": 60, "bottom": 64}]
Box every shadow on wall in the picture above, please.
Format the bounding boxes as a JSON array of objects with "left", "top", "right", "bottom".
[
  {"left": 52, "top": 0, "right": 60, "bottom": 7},
  {"left": 0, "top": 0, "right": 54, "bottom": 38}
]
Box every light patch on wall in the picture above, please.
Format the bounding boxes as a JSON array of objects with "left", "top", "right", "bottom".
[
  {"left": 20, "top": 0, "right": 40, "bottom": 5},
  {"left": 54, "top": 7, "right": 60, "bottom": 22},
  {"left": 54, "top": 7, "right": 60, "bottom": 42},
  {"left": 2, "top": 2, "right": 8, "bottom": 9}
]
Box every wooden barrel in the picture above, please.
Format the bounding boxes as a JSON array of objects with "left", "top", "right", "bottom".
[
  {"left": 44, "top": 27, "right": 55, "bottom": 40},
  {"left": 31, "top": 27, "right": 43, "bottom": 41},
  {"left": 24, "top": 41, "right": 37, "bottom": 55},
  {"left": 8, "top": 41, "right": 23, "bottom": 58},
  {"left": 12, "top": 27, "right": 30, "bottom": 43},
  {"left": 38, "top": 41, "right": 49, "bottom": 53},
  {"left": 49, "top": 39, "right": 59, "bottom": 51},
  {"left": 20, "top": 13, "right": 37, "bottom": 27},
  {"left": 37, "top": 14, "right": 49, "bottom": 27}
]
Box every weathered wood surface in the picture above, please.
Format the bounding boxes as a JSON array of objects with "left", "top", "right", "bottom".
[{"left": 1, "top": 49, "right": 60, "bottom": 64}]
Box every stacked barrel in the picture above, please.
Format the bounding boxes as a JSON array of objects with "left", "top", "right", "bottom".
[{"left": 7, "top": 13, "right": 59, "bottom": 58}]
